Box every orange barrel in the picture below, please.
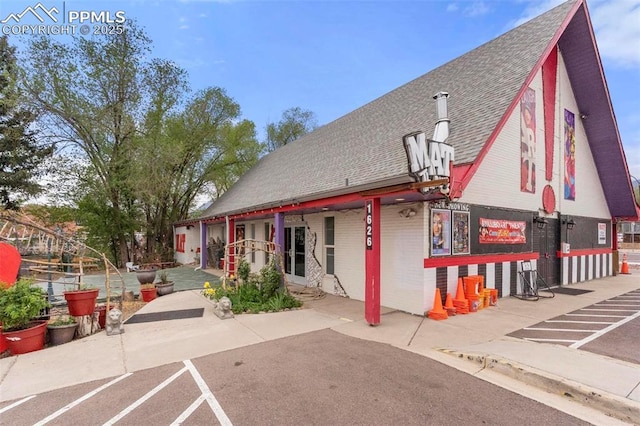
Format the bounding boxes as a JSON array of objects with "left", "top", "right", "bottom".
[
  {"left": 467, "top": 295, "right": 479, "bottom": 312},
  {"left": 483, "top": 289, "right": 491, "bottom": 308},
  {"left": 463, "top": 276, "right": 480, "bottom": 297},
  {"left": 489, "top": 289, "right": 498, "bottom": 306}
]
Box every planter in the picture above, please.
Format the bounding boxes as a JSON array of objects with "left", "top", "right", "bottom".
[
  {"left": 155, "top": 282, "right": 174, "bottom": 296},
  {"left": 47, "top": 322, "right": 78, "bottom": 346},
  {"left": 140, "top": 287, "right": 157, "bottom": 302},
  {"left": 136, "top": 267, "right": 158, "bottom": 285},
  {"left": 2, "top": 320, "right": 47, "bottom": 355},
  {"left": 0, "top": 325, "right": 8, "bottom": 354},
  {"left": 96, "top": 305, "right": 107, "bottom": 328},
  {"left": 64, "top": 289, "right": 99, "bottom": 317}
]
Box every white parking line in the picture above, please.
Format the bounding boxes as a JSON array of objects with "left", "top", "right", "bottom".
[
  {"left": 524, "top": 327, "right": 599, "bottom": 332},
  {"left": 595, "top": 303, "right": 640, "bottom": 307},
  {"left": 564, "top": 313, "right": 626, "bottom": 318},
  {"left": 184, "top": 359, "right": 232, "bottom": 426},
  {"left": 579, "top": 308, "right": 638, "bottom": 312},
  {"left": 103, "top": 368, "right": 187, "bottom": 426},
  {"left": 544, "top": 320, "right": 615, "bottom": 324},
  {"left": 523, "top": 338, "right": 578, "bottom": 343},
  {"left": 34, "top": 373, "right": 132, "bottom": 426},
  {"left": 0, "top": 395, "right": 36, "bottom": 415},
  {"left": 570, "top": 310, "right": 640, "bottom": 349}
]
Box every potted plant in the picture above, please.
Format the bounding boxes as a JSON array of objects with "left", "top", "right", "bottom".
[
  {"left": 0, "top": 279, "right": 50, "bottom": 355},
  {"left": 140, "top": 283, "right": 157, "bottom": 302},
  {"left": 63, "top": 284, "right": 99, "bottom": 317},
  {"left": 155, "top": 270, "right": 174, "bottom": 296},
  {"left": 47, "top": 315, "right": 78, "bottom": 346},
  {"left": 135, "top": 264, "right": 158, "bottom": 285}
]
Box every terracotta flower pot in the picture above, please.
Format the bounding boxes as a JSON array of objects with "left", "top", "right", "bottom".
[
  {"left": 3, "top": 321, "right": 47, "bottom": 355},
  {"left": 0, "top": 325, "right": 8, "bottom": 354},
  {"left": 140, "top": 287, "right": 157, "bottom": 302},
  {"left": 47, "top": 322, "right": 78, "bottom": 346},
  {"left": 64, "top": 289, "right": 99, "bottom": 317}
]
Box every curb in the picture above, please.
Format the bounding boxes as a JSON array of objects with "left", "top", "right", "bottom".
[{"left": 438, "top": 349, "right": 640, "bottom": 425}]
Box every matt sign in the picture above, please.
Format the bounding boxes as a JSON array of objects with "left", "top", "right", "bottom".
[{"left": 403, "top": 131, "right": 454, "bottom": 192}]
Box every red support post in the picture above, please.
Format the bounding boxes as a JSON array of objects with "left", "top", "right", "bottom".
[
  {"left": 365, "top": 198, "right": 381, "bottom": 325},
  {"left": 228, "top": 217, "right": 235, "bottom": 276}
]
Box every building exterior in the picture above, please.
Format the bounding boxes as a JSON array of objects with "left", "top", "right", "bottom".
[{"left": 175, "top": 0, "right": 639, "bottom": 324}]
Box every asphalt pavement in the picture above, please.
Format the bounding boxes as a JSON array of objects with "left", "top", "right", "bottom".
[{"left": 1, "top": 266, "right": 639, "bottom": 424}]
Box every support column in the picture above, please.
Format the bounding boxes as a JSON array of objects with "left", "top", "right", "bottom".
[
  {"left": 200, "top": 221, "right": 207, "bottom": 269},
  {"left": 227, "top": 217, "right": 235, "bottom": 276},
  {"left": 365, "top": 198, "right": 381, "bottom": 325},
  {"left": 274, "top": 212, "right": 285, "bottom": 287}
]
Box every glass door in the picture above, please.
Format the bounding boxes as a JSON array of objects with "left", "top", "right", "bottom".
[{"left": 285, "top": 226, "right": 306, "bottom": 283}]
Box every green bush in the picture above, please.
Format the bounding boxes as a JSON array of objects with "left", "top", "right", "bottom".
[
  {"left": 203, "top": 262, "right": 301, "bottom": 314},
  {"left": 237, "top": 259, "right": 251, "bottom": 282},
  {"left": 0, "top": 279, "right": 50, "bottom": 331}
]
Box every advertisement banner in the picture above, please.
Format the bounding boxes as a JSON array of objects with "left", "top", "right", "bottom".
[
  {"left": 479, "top": 218, "right": 526, "bottom": 244},
  {"left": 520, "top": 87, "right": 536, "bottom": 193},
  {"left": 431, "top": 209, "right": 451, "bottom": 256},
  {"left": 452, "top": 211, "right": 470, "bottom": 255},
  {"left": 564, "top": 109, "right": 576, "bottom": 200}
]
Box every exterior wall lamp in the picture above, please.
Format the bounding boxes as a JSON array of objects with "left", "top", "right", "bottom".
[
  {"left": 533, "top": 215, "right": 548, "bottom": 229},
  {"left": 562, "top": 217, "right": 576, "bottom": 230}
]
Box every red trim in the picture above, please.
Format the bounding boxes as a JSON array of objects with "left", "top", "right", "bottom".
[
  {"left": 557, "top": 247, "right": 611, "bottom": 258},
  {"left": 459, "top": 0, "right": 583, "bottom": 191},
  {"left": 424, "top": 252, "right": 539, "bottom": 268},
  {"left": 542, "top": 45, "right": 558, "bottom": 182},
  {"left": 203, "top": 165, "right": 470, "bottom": 222}
]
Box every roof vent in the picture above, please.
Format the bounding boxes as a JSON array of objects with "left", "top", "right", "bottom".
[{"left": 432, "top": 92, "right": 450, "bottom": 143}]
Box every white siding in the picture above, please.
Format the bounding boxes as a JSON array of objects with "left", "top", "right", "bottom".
[
  {"left": 380, "top": 204, "right": 425, "bottom": 315},
  {"left": 461, "top": 71, "right": 545, "bottom": 211},
  {"left": 460, "top": 55, "right": 610, "bottom": 220},
  {"left": 174, "top": 225, "right": 200, "bottom": 265},
  {"left": 555, "top": 51, "right": 609, "bottom": 219},
  {"left": 332, "top": 210, "right": 366, "bottom": 301}
]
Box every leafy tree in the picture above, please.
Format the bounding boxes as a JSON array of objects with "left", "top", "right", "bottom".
[
  {"left": 0, "top": 36, "right": 53, "bottom": 209},
  {"left": 21, "top": 25, "right": 262, "bottom": 265},
  {"left": 264, "top": 107, "right": 318, "bottom": 153}
]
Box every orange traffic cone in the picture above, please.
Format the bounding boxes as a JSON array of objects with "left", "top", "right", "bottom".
[
  {"left": 444, "top": 292, "right": 456, "bottom": 316},
  {"left": 453, "top": 278, "right": 469, "bottom": 314},
  {"left": 427, "top": 288, "right": 448, "bottom": 320},
  {"left": 621, "top": 253, "right": 630, "bottom": 274}
]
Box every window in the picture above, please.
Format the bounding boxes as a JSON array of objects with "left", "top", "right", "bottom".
[{"left": 324, "top": 217, "right": 335, "bottom": 274}]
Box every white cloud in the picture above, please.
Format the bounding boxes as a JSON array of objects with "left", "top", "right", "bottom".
[
  {"left": 447, "top": 3, "right": 459, "bottom": 12},
  {"left": 464, "top": 1, "right": 490, "bottom": 17},
  {"left": 509, "top": 0, "right": 564, "bottom": 28},
  {"left": 508, "top": 0, "right": 640, "bottom": 70},
  {"left": 590, "top": 0, "right": 640, "bottom": 68},
  {"left": 179, "top": 24, "right": 189, "bottom": 30}
]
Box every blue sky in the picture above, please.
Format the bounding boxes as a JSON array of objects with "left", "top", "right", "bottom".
[{"left": 3, "top": 0, "right": 640, "bottom": 179}]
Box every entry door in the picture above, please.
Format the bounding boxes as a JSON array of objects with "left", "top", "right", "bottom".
[
  {"left": 533, "top": 217, "right": 561, "bottom": 286},
  {"left": 284, "top": 226, "right": 306, "bottom": 283}
]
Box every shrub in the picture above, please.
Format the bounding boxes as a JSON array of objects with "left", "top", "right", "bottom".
[
  {"left": 237, "top": 259, "right": 251, "bottom": 282},
  {"left": 0, "top": 279, "right": 49, "bottom": 331}
]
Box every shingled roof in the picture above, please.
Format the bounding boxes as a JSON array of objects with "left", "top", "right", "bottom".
[{"left": 203, "top": 0, "right": 636, "bottom": 220}]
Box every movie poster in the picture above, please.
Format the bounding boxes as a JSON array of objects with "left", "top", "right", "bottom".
[
  {"left": 479, "top": 218, "right": 526, "bottom": 244},
  {"left": 564, "top": 109, "right": 576, "bottom": 200},
  {"left": 431, "top": 209, "right": 451, "bottom": 256},
  {"left": 520, "top": 87, "right": 536, "bottom": 193},
  {"left": 452, "top": 211, "right": 470, "bottom": 255}
]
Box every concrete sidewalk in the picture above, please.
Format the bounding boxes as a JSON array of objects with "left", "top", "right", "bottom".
[{"left": 1, "top": 272, "right": 639, "bottom": 424}]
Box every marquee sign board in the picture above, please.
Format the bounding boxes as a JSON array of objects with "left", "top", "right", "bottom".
[{"left": 403, "top": 131, "right": 454, "bottom": 194}]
